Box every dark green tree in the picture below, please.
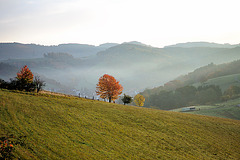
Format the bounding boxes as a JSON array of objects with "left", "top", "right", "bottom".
[
  {"left": 121, "top": 94, "right": 133, "bottom": 105},
  {"left": 175, "top": 86, "right": 197, "bottom": 106},
  {"left": 223, "top": 85, "right": 240, "bottom": 100},
  {"left": 196, "top": 85, "right": 222, "bottom": 104}
]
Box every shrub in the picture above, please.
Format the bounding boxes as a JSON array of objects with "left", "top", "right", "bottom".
[{"left": 0, "top": 134, "right": 26, "bottom": 160}]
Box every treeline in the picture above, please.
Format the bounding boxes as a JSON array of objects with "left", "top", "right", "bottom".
[
  {"left": 144, "top": 85, "right": 240, "bottom": 110},
  {"left": 142, "top": 59, "right": 240, "bottom": 109},
  {"left": 0, "top": 65, "right": 45, "bottom": 92},
  {"left": 143, "top": 59, "right": 240, "bottom": 95},
  {"left": 175, "top": 60, "right": 240, "bottom": 88},
  {"left": 3, "top": 52, "right": 80, "bottom": 70},
  {"left": 43, "top": 52, "right": 74, "bottom": 60}
]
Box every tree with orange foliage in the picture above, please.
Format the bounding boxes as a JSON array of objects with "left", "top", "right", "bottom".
[
  {"left": 17, "top": 65, "right": 34, "bottom": 83},
  {"left": 96, "top": 74, "right": 123, "bottom": 102},
  {"left": 16, "top": 65, "right": 34, "bottom": 91}
]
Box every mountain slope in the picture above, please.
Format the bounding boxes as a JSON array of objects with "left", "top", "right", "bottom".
[{"left": 0, "top": 89, "right": 240, "bottom": 159}]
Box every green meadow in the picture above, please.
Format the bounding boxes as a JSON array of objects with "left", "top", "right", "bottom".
[
  {"left": 171, "top": 98, "right": 240, "bottom": 120},
  {"left": 0, "top": 89, "right": 240, "bottom": 159}
]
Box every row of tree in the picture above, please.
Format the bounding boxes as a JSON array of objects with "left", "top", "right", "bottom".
[
  {"left": 0, "top": 65, "right": 45, "bottom": 92},
  {"left": 43, "top": 52, "right": 74, "bottom": 59},
  {"left": 121, "top": 94, "right": 145, "bottom": 106},
  {"left": 144, "top": 85, "right": 240, "bottom": 110},
  {"left": 3, "top": 65, "right": 239, "bottom": 109},
  {"left": 0, "top": 66, "right": 145, "bottom": 107}
]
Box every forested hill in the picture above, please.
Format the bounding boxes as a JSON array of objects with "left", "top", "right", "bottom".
[{"left": 141, "top": 59, "right": 240, "bottom": 110}]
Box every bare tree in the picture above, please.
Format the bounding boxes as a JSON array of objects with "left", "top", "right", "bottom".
[{"left": 34, "top": 76, "right": 46, "bottom": 93}]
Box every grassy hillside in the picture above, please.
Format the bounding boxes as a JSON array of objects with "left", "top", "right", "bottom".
[
  {"left": 193, "top": 73, "right": 240, "bottom": 91},
  {"left": 171, "top": 98, "right": 240, "bottom": 120},
  {"left": 0, "top": 89, "right": 240, "bottom": 159}
]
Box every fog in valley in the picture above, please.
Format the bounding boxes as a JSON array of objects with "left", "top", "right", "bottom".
[{"left": 1, "top": 42, "right": 240, "bottom": 99}]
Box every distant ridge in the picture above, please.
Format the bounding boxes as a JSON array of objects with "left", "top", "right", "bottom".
[
  {"left": 122, "top": 41, "right": 151, "bottom": 47},
  {"left": 0, "top": 42, "right": 116, "bottom": 60},
  {"left": 2, "top": 41, "right": 240, "bottom": 94},
  {"left": 165, "top": 41, "right": 240, "bottom": 48},
  {"left": 98, "top": 43, "right": 118, "bottom": 48},
  {"left": 1, "top": 41, "right": 240, "bottom": 60}
]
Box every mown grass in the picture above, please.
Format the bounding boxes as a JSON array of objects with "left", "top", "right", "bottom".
[
  {"left": 0, "top": 89, "right": 240, "bottom": 159},
  {"left": 171, "top": 98, "right": 240, "bottom": 120}
]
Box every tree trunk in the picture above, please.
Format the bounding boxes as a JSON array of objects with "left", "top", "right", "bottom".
[{"left": 109, "top": 97, "right": 112, "bottom": 103}]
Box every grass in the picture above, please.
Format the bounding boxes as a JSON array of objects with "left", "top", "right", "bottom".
[
  {"left": 0, "top": 89, "right": 240, "bottom": 159},
  {"left": 171, "top": 98, "right": 240, "bottom": 120},
  {"left": 193, "top": 73, "right": 240, "bottom": 91}
]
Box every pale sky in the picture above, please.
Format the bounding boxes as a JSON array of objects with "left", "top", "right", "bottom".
[{"left": 0, "top": 0, "right": 240, "bottom": 47}]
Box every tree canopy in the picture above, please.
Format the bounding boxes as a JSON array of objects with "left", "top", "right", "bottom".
[
  {"left": 121, "top": 94, "right": 133, "bottom": 105},
  {"left": 16, "top": 65, "right": 34, "bottom": 91},
  {"left": 0, "top": 65, "right": 45, "bottom": 92},
  {"left": 96, "top": 74, "right": 123, "bottom": 102},
  {"left": 134, "top": 94, "right": 145, "bottom": 107},
  {"left": 144, "top": 85, "right": 223, "bottom": 110},
  {"left": 17, "top": 65, "right": 33, "bottom": 84}
]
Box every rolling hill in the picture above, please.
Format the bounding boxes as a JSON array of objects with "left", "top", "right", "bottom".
[
  {"left": 171, "top": 98, "right": 240, "bottom": 120},
  {"left": 141, "top": 60, "right": 240, "bottom": 110},
  {"left": 0, "top": 89, "right": 240, "bottom": 159},
  {"left": 193, "top": 73, "right": 240, "bottom": 91},
  {"left": 1, "top": 41, "right": 240, "bottom": 96},
  {"left": 0, "top": 42, "right": 118, "bottom": 60},
  {"left": 165, "top": 42, "right": 240, "bottom": 48}
]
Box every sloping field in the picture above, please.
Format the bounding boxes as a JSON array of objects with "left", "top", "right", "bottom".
[
  {"left": 171, "top": 98, "right": 240, "bottom": 120},
  {"left": 193, "top": 73, "right": 240, "bottom": 91},
  {"left": 0, "top": 89, "right": 240, "bottom": 159}
]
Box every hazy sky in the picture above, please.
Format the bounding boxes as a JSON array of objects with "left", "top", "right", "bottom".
[{"left": 0, "top": 0, "right": 239, "bottom": 47}]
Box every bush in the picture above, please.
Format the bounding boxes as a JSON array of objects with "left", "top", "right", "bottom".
[
  {"left": 0, "top": 134, "right": 26, "bottom": 160},
  {"left": 121, "top": 94, "right": 133, "bottom": 105}
]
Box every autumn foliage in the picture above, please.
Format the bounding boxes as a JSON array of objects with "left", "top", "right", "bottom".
[
  {"left": 0, "top": 135, "right": 26, "bottom": 159},
  {"left": 0, "top": 136, "right": 14, "bottom": 159},
  {"left": 17, "top": 65, "right": 34, "bottom": 84},
  {"left": 134, "top": 94, "right": 145, "bottom": 106},
  {"left": 14, "top": 65, "right": 35, "bottom": 91},
  {"left": 96, "top": 74, "right": 123, "bottom": 102}
]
